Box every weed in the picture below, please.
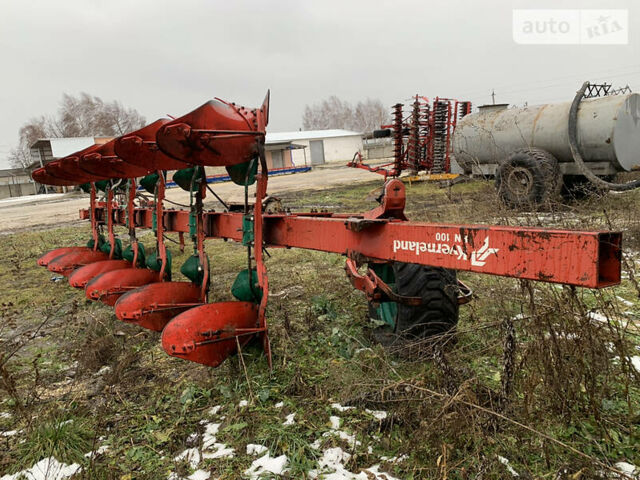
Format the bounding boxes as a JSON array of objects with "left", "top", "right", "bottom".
[{"left": 12, "top": 413, "right": 93, "bottom": 472}]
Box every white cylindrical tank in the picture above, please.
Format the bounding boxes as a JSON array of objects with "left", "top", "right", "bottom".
[{"left": 452, "top": 93, "right": 640, "bottom": 173}]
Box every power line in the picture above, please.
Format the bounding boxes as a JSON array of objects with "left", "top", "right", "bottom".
[{"left": 456, "top": 64, "right": 640, "bottom": 99}]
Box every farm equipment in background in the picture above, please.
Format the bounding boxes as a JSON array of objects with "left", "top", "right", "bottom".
[
  {"left": 33, "top": 90, "right": 622, "bottom": 370},
  {"left": 453, "top": 82, "right": 640, "bottom": 207},
  {"left": 348, "top": 95, "right": 472, "bottom": 179}
]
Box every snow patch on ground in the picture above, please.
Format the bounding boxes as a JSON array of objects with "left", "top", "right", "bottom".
[
  {"left": 201, "top": 422, "right": 234, "bottom": 460},
  {"left": 201, "top": 443, "right": 234, "bottom": 460},
  {"left": 308, "top": 447, "right": 401, "bottom": 479},
  {"left": 186, "top": 470, "right": 210, "bottom": 480},
  {"left": 1, "top": 429, "right": 20, "bottom": 437},
  {"left": 330, "top": 403, "right": 354, "bottom": 412},
  {"left": 0, "top": 457, "right": 81, "bottom": 480},
  {"left": 238, "top": 399, "right": 248, "bottom": 408},
  {"left": 174, "top": 448, "right": 201, "bottom": 470},
  {"left": 168, "top": 470, "right": 211, "bottom": 480},
  {"left": 95, "top": 365, "right": 112, "bottom": 376},
  {"left": 246, "top": 444, "right": 268, "bottom": 456},
  {"left": 0, "top": 412, "right": 12, "bottom": 419},
  {"left": 208, "top": 405, "right": 222, "bottom": 416},
  {"left": 380, "top": 454, "right": 408, "bottom": 463},
  {"left": 630, "top": 356, "right": 640, "bottom": 373},
  {"left": 363, "top": 465, "right": 402, "bottom": 479},
  {"left": 84, "top": 445, "right": 109, "bottom": 458},
  {"left": 498, "top": 456, "right": 519, "bottom": 477},
  {"left": 171, "top": 420, "right": 236, "bottom": 478},
  {"left": 323, "top": 409, "right": 363, "bottom": 448},
  {"left": 202, "top": 423, "right": 221, "bottom": 449},
  {"left": 614, "top": 461, "right": 638, "bottom": 478},
  {"left": 244, "top": 453, "right": 288, "bottom": 479},
  {"left": 365, "top": 409, "right": 388, "bottom": 420},
  {"left": 588, "top": 311, "right": 609, "bottom": 324},
  {"left": 323, "top": 429, "right": 361, "bottom": 448},
  {"left": 274, "top": 401, "right": 284, "bottom": 409},
  {"left": 617, "top": 296, "right": 634, "bottom": 307},
  {"left": 329, "top": 416, "right": 341, "bottom": 429},
  {"left": 283, "top": 413, "right": 296, "bottom": 426}
]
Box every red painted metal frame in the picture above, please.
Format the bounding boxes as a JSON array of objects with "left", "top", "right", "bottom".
[{"left": 82, "top": 203, "right": 621, "bottom": 289}]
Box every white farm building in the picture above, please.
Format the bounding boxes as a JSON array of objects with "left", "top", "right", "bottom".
[{"left": 265, "top": 129, "right": 363, "bottom": 169}]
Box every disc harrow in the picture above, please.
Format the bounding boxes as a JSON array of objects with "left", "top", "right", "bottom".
[{"left": 33, "top": 91, "right": 622, "bottom": 370}]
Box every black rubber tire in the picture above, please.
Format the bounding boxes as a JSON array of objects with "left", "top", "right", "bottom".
[
  {"left": 392, "top": 263, "right": 459, "bottom": 339},
  {"left": 526, "top": 148, "right": 562, "bottom": 200},
  {"left": 373, "top": 128, "right": 392, "bottom": 139},
  {"left": 496, "top": 149, "right": 555, "bottom": 207}
]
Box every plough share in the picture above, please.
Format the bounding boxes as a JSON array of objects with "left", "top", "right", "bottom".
[{"left": 33, "top": 91, "right": 622, "bottom": 369}]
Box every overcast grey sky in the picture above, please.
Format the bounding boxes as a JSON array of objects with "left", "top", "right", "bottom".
[{"left": 0, "top": 0, "right": 638, "bottom": 169}]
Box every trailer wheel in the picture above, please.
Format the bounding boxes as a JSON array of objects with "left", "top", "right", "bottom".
[
  {"left": 392, "top": 263, "right": 459, "bottom": 339},
  {"left": 529, "top": 149, "right": 562, "bottom": 199},
  {"left": 496, "top": 149, "right": 559, "bottom": 207}
]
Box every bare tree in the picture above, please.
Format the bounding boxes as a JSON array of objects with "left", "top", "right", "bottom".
[
  {"left": 8, "top": 93, "right": 146, "bottom": 168},
  {"left": 52, "top": 93, "right": 146, "bottom": 137},
  {"left": 352, "top": 99, "right": 389, "bottom": 133},
  {"left": 8, "top": 117, "right": 49, "bottom": 169},
  {"left": 302, "top": 96, "right": 389, "bottom": 133}
]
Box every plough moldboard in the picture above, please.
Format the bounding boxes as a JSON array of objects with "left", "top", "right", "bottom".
[{"left": 33, "top": 91, "right": 623, "bottom": 370}]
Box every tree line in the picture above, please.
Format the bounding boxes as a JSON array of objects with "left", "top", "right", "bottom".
[
  {"left": 9, "top": 93, "right": 146, "bottom": 169},
  {"left": 302, "top": 96, "right": 389, "bottom": 133}
]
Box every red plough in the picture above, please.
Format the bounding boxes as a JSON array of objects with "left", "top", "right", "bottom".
[{"left": 33, "top": 90, "right": 622, "bottom": 371}]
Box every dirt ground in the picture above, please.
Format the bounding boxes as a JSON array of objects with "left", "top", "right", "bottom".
[{"left": 0, "top": 166, "right": 377, "bottom": 234}]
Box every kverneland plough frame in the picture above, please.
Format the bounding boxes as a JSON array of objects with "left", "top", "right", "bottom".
[{"left": 32, "top": 91, "right": 622, "bottom": 370}]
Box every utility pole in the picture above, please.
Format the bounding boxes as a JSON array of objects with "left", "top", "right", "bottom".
[{"left": 491, "top": 89, "right": 496, "bottom": 105}]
